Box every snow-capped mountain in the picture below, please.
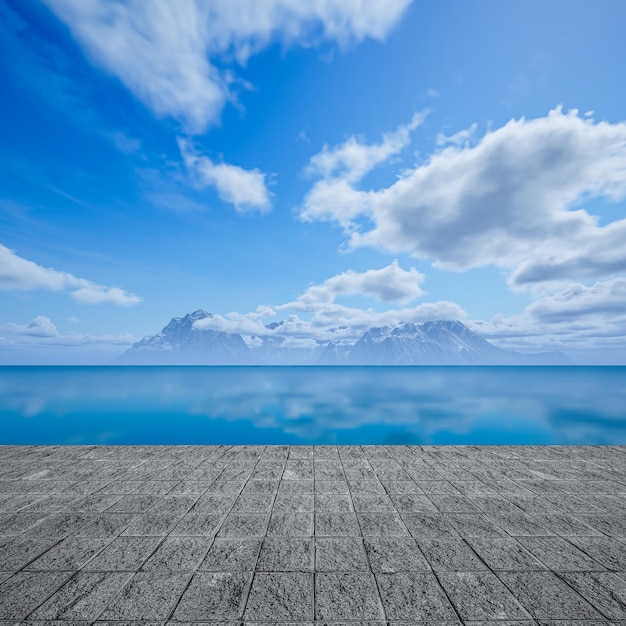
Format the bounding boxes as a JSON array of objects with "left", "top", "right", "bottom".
[
  {"left": 117, "top": 311, "right": 571, "bottom": 365},
  {"left": 117, "top": 310, "right": 249, "bottom": 364},
  {"left": 348, "top": 320, "right": 569, "bottom": 365}
]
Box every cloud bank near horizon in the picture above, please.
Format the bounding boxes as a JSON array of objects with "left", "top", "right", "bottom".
[{"left": 0, "top": 244, "right": 142, "bottom": 306}]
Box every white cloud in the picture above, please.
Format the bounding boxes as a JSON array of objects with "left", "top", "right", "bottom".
[
  {"left": 108, "top": 131, "right": 141, "bottom": 154},
  {"left": 0, "top": 244, "right": 142, "bottom": 306},
  {"left": 0, "top": 316, "right": 59, "bottom": 337},
  {"left": 301, "top": 107, "right": 626, "bottom": 289},
  {"left": 305, "top": 111, "right": 427, "bottom": 182},
  {"left": 43, "top": 0, "right": 412, "bottom": 134},
  {"left": 0, "top": 315, "right": 137, "bottom": 364},
  {"left": 526, "top": 278, "right": 626, "bottom": 323},
  {"left": 192, "top": 262, "right": 463, "bottom": 346},
  {"left": 470, "top": 278, "right": 626, "bottom": 362},
  {"left": 193, "top": 315, "right": 269, "bottom": 336},
  {"left": 178, "top": 138, "right": 272, "bottom": 212},
  {"left": 293, "top": 261, "right": 424, "bottom": 306},
  {"left": 436, "top": 122, "right": 477, "bottom": 147}
]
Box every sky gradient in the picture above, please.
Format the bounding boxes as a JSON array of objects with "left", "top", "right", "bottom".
[{"left": 1, "top": 0, "right": 626, "bottom": 364}]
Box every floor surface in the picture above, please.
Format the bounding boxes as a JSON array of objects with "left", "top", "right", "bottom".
[{"left": 0, "top": 444, "right": 625, "bottom": 624}]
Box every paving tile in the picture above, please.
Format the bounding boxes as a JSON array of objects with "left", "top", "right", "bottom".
[
  {"left": 98, "top": 571, "right": 189, "bottom": 621},
  {"left": 357, "top": 512, "right": 408, "bottom": 536},
  {"left": 267, "top": 511, "right": 313, "bottom": 536},
  {"left": 22, "top": 512, "right": 90, "bottom": 538},
  {"left": 28, "top": 571, "right": 131, "bottom": 620},
  {"left": 192, "top": 494, "right": 236, "bottom": 512},
  {"left": 82, "top": 536, "right": 161, "bottom": 571},
  {"left": 278, "top": 479, "right": 314, "bottom": 494},
  {"left": 314, "top": 480, "right": 349, "bottom": 494},
  {"left": 402, "top": 513, "right": 459, "bottom": 538},
  {"left": 533, "top": 512, "right": 603, "bottom": 536},
  {"left": 577, "top": 514, "right": 626, "bottom": 536},
  {"left": 517, "top": 535, "right": 606, "bottom": 571},
  {"left": 257, "top": 537, "right": 313, "bottom": 571},
  {"left": 219, "top": 513, "right": 268, "bottom": 537},
  {"left": 568, "top": 536, "right": 626, "bottom": 571},
  {"left": 170, "top": 511, "right": 223, "bottom": 536},
  {"left": 445, "top": 513, "right": 507, "bottom": 537},
  {"left": 390, "top": 493, "right": 438, "bottom": 512},
  {"left": 314, "top": 537, "right": 369, "bottom": 571},
  {"left": 467, "top": 537, "right": 546, "bottom": 571},
  {"left": 272, "top": 494, "right": 314, "bottom": 512},
  {"left": 26, "top": 537, "right": 110, "bottom": 571},
  {"left": 241, "top": 479, "right": 279, "bottom": 495},
  {"left": 376, "top": 571, "right": 458, "bottom": 620},
  {"left": 417, "top": 538, "right": 487, "bottom": 571},
  {"left": 0, "top": 571, "right": 71, "bottom": 619},
  {"left": 105, "top": 494, "right": 161, "bottom": 513},
  {"left": 364, "top": 536, "right": 430, "bottom": 572},
  {"left": 559, "top": 572, "right": 626, "bottom": 620},
  {"left": 415, "top": 480, "right": 461, "bottom": 494},
  {"left": 498, "top": 571, "right": 604, "bottom": 619},
  {"left": 438, "top": 571, "right": 531, "bottom": 621},
  {"left": 141, "top": 536, "right": 211, "bottom": 570},
  {"left": 314, "top": 494, "right": 353, "bottom": 512},
  {"left": 348, "top": 479, "right": 386, "bottom": 494},
  {"left": 78, "top": 512, "right": 138, "bottom": 537},
  {"left": 429, "top": 494, "right": 480, "bottom": 513},
  {"left": 244, "top": 572, "right": 312, "bottom": 621},
  {"left": 69, "top": 493, "right": 124, "bottom": 513},
  {"left": 0, "top": 536, "right": 60, "bottom": 571},
  {"left": 173, "top": 571, "right": 252, "bottom": 620},
  {"left": 315, "top": 572, "right": 384, "bottom": 620},
  {"left": 381, "top": 479, "right": 424, "bottom": 494},
  {"left": 484, "top": 511, "right": 553, "bottom": 538},
  {"left": 199, "top": 537, "right": 262, "bottom": 571}
]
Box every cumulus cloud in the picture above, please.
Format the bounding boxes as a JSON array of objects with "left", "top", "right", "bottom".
[
  {"left": 0, "top": 244, "right": 142, "bottom": 306},
  {"left": 178, "top": 138, "right": 271, "bottom": 212},
  {"left": 193, "top": 262, "right": 463, "bottom": 345},
  {"left": 301, "top": 107, "right": 626, "bottom": 289},
  {"left": 470, "top": 278, "right": 626, "bottom": 362},
  {"left": 43, "top": 0, "right": 412, "bottom": 133},
  {"left": 0, "top": 316, "right": 59, "bottom": 337},
  {"left": 291, "top": 261, "right": 424, "bottom": 306}
]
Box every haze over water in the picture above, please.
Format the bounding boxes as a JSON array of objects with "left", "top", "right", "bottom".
[{"left": 1, "top": 366, "right": 625, "bottom": 446}]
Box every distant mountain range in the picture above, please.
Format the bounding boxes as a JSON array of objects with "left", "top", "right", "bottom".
[{"left": 116, "top": 310, "right": 571, "bottom": 365}]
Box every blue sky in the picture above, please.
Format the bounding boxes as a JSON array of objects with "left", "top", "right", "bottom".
[{"left": 1, "top": 0, "right": 626, "bottom": 364}]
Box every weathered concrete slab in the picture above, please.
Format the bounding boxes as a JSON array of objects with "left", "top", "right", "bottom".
[{"left": 0, "top": 444, "right": 625, "bottom": 624}]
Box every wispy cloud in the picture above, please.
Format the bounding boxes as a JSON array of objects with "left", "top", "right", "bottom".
[
  {"left": 436, "top": 122, "right": 478, "bottom": 147},
  {"left": 178, "top": 138, "right": 272, "bottom": 212},
  {"left": 305, "top": 111, "right": 427, "bottom": 182},
  {"left": 0, "top": 244, "right": 142, "bottom": 306},
  {"left": 43, "top": 0, "right": 412, "bottom": 134}
]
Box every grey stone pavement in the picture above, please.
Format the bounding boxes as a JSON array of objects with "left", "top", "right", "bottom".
[{"left": 1, "top": 445, "right": 626, "bottom": 625}]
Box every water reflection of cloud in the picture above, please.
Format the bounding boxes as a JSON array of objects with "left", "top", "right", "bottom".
[{"left": 1, "top": 366, "right": 625, "bottom": 444}]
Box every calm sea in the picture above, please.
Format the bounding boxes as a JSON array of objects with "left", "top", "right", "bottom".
[{"left": 0, "top": 366, "right": 625, "bottom": 445}]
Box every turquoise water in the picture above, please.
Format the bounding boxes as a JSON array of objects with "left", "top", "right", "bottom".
[{"left": 0, "top": 366, "right": 625, "bottom": 445}]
